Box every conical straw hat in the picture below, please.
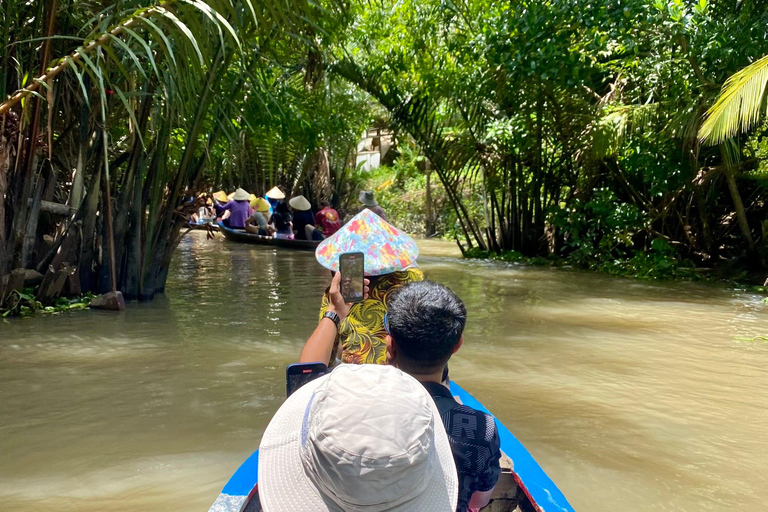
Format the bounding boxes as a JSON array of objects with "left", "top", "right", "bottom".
[
  {"left": 289, "top": 195, "right": 311, "bottom": 211},
  {"left": 213, "top": 190, "right": 228, "bottom": 203},
  {"left": 251, "top": 196, "right": 270, "bottom": 212},
  {"left": 232, "top": 188, "right": 250, "bottom": 201},
  {"left": 266, "top": 186, "right": 285, "bottom": 199},
  {"left": 315, "top": 209, "right": 418, "bottom": 275}
]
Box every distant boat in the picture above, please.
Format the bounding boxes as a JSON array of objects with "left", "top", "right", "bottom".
[
  {"left": 217, "top": 221, "right": 320, "bottom": 251},
  {"left": 208, "top": 380, "right": 575, "bottom": 512}
]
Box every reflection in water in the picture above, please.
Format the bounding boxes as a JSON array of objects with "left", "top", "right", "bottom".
[{"left": 1, "top": 232, "right": 768, "bottom": 511}]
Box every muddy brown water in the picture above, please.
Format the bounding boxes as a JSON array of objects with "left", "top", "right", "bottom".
[{"left": 1, "top": 232, "right": 767, "bottom": 511}]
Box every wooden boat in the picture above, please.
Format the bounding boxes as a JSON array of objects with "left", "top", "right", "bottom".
[
  {"left": 217, "top": 221, "right": 321, "bottom": 251},
  {"left": 208, "top": 381, "right": 575, "bottom": 512}
]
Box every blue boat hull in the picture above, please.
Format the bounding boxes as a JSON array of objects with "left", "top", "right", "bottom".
[{"left": 209, "top": 381, "right": 575, "bottom": 512}]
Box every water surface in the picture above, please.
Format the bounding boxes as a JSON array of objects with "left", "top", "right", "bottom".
[{"left": 1, "top": 232, "right": 767, "bottom": 511}]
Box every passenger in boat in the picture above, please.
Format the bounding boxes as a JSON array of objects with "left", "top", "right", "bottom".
[
  {"left": 289, "top": 195, "right": 323, "bottom": 241},
  {"left": 298, "top": 275, "right": 501, "bottom": 512},
  {"left": 214, "top": 188, "right": 252, "bottom": 229},
  {"left": 270, "top": 201, "right": 294, "bottom": 240},
  {"left": 245, "top": 197, "right": 274, "bottom": 236},
  {"left": 385, "top": 280, "right": 501, "bottom": 512},
  {"left": 211, "top": 190, "right": 229, "bottom": 217},
  {"left": 265, "top": 185, "right": 285, "bottom": 212},
  {"left": 313, "top": 209, "right": 422, "bottom": 364},
  {"left": 359, "top": 189, "right": 388, "bottom": 221},
  {"left": 189, "top": 195, "right": 214, "bottom": 225},
  {"left": 258, "top": 364, "right": 458, "bottom": 512},
  {"left": 315, "top": 200, "right": 341, "bottom": 237}
]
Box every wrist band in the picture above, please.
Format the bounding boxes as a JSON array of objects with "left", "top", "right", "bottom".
[{"left": 322, "top": 310, "right": 341, "bottom": 329}]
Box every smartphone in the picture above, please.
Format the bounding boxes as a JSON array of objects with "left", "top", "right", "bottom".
[
  {"left": 339, "top": 252, "right": 365, "bottom": 303},
  {"left": 286, "top": 362, "right": 328, "bottom": 397}
]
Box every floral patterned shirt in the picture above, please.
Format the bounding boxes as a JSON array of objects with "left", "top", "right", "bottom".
[{"left": 319, "top": 268, "right": 424, "bottom": 365}]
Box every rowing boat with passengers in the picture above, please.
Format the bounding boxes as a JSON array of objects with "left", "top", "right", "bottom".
[
  {"left": 208, "top": 380, "right": 575, "bottom": 512},
  {"left": 217, "top": 221, "right": 321, "bottom": 251}
]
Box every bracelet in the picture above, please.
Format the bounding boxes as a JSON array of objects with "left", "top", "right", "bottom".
[{"left": 322, "top": 310, "right": 341, "bottom": 329}]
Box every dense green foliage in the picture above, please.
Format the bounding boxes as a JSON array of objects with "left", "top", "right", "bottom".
[
  {"left": 4, "top": 0, "right": 768, "bottom": 317},
  {"left": 1, "top": 0, "right": 372, "bottom": 311},
  {"left": 336, "top": 0, "right": 768, "bottom": 277}
]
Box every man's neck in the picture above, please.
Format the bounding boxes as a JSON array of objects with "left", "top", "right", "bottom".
[{"left": 400, "top": 367, "right": 444, "bottom": 384}]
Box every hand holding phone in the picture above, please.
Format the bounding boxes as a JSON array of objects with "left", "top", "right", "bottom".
[{"left": 339, "top": 252, "right": 365, "bottom": 304}]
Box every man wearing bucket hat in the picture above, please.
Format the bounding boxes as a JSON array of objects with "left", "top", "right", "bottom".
[
  {"left": 299, "top": 272, "right": 501, "bottom": 512},
  {"left": 313, "top": 209, "right": 423, "bottom": 364},
  {"left": 358, "top": 190, "right": 388, "bottom": 221},
  {"left": 214, "top": 188, "right": 252, "bottom": 229},
  {"left": 258, "top": 364, "right": 459, "bottom": 512}
]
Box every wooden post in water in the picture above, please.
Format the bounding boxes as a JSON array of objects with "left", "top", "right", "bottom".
[{"left": 103, "top": 167, "right": 118, "bottom": 295}]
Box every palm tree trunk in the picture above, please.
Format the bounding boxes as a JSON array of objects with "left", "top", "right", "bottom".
[{"left": 724, "top": 168, "right": 754, "bottom": 249}]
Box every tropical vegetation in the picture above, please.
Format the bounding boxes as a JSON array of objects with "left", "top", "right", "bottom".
[{"left": 3, "top": 0, "right": 768, "bottom": 313}]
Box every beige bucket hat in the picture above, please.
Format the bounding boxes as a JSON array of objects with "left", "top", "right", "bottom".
[
  {"left": 258, "top": 364, "right": 458, "bottom": 512},
  {"left": 288, "top": 195, "right": 311, "bottom": 211},
  {"left": 266, "top": 186, "right": 286, "bottom": 200}
]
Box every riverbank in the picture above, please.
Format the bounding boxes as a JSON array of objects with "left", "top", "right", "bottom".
[{"left": 460, "top": 246, "right": 768, "bottom": 292}]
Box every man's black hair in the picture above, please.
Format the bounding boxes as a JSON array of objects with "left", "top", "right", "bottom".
[
  {"left": 386, "top": 280, "right": 466, "bottom": 371},
  {"left": 320, "top": 200, "right": 330, "bottom": 208}
]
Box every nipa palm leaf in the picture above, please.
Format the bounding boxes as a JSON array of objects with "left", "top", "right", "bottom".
[{"left": 699, "top": 54, "right": 768, "bottom": 145}]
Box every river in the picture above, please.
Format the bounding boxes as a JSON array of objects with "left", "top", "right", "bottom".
[{"left": 1, "top": 232, "right": 767, "bottom": 511}]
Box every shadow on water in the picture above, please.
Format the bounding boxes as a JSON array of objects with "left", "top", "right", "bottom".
[{"left": 1, "top": 232, "right": 768, "bottom": 511}]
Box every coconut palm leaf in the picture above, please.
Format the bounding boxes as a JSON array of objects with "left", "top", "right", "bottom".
[{"left": 699, "top": 54, "right": 768, "bottom": 144}]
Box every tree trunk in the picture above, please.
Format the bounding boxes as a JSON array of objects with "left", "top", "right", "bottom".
[
  {"left": 425, "top": 167, "right": 435, "bottom": 237},
  {"left": 724, "top": 168, "right": 754, "bottom": 249}
]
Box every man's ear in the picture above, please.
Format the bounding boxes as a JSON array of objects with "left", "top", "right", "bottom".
[
  {"left": 451, "top": 335, "right": 464, "bottom": 355},
  {"left": 385, "top": 335, "right": 397, "bottom": 366}
]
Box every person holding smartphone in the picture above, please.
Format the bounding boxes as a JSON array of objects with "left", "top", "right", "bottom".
[
  {"left": 312, "top": 209, "right": 423, "bottom": 365},
  {"left": 300, "top": 269, "right": 370, "bottom": 364}
]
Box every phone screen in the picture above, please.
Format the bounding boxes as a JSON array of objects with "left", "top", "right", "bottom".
[
  {"left": 339, "top": 252, "right": 365, "bottom": 303},
  {"left": 286, "top": 363, "right": 328, "bottom": 397}
]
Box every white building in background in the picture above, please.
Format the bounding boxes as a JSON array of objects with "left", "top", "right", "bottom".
[{"left": 356, "top": 127, "right": 393, "bottom": 172}]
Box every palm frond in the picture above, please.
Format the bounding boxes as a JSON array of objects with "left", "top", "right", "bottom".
[
  {"left": 699, "top": 54, "right": 768, "bottom": 145},
  {"left": 588, "top": 103, "right": 660, "bottom": 159}
]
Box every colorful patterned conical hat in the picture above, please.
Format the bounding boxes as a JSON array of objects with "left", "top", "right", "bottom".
[{"left": 315, "top": 209, "right": 419, "bottom": 275}]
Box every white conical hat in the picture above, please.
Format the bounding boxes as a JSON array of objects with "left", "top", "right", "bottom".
[
  {"left": 289, "top": 195, "right": 311, "bottom": 211},
  {"left": 232, "top": 188, "right": 250, "bottom": 201},
  {"left": 266, "top": 186, "right": 285, "bottom": 199}
]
